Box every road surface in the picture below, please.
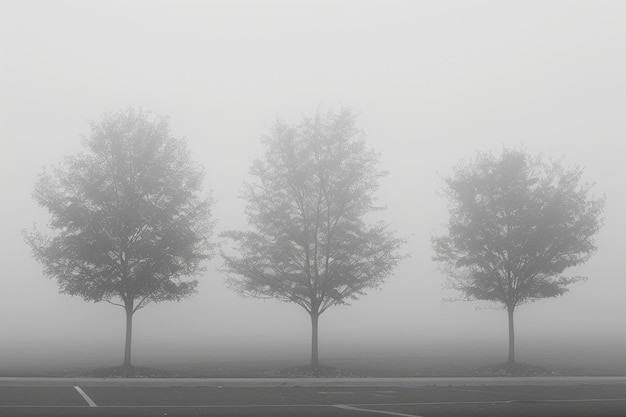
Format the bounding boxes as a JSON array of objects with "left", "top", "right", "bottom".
[{"left": 0, "top": 376, "right": 624, "bottom": 416}]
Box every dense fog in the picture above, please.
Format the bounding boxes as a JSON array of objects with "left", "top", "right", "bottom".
[{"left": 1, "top": 0, "right": 625, "bottom": 374}]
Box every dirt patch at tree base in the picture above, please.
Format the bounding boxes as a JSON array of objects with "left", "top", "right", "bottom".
[
  {"left": 66, "top": 365, "right": 181, "bottom": 378},
  {"left": 472, "top": 362, "right": 560, "bottom": 377},
  {"left": 263, "top": 365, "right": 364, "bottom": 378},
  {"left": 64, "top": 361, "right": 561, "bottom": 379}
]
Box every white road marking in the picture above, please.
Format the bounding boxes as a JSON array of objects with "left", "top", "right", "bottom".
[
  {"left": 334, "top": 404, "right": 422, "bottom": 417},
  {"left": 74, "top": 386, "right": 97, "bottom": 407}
]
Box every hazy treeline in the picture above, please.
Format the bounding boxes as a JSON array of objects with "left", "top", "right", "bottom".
[{"left": 24, "top": 106, "right": 604, "bottom": 370}]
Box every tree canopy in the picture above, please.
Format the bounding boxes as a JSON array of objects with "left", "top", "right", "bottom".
[
  {"left": 221, "top": 108, "right": 405, "bottom": 366},
  {"left": 432, "top": 148, "right": 604, "bottom": 363},
  {"left": 24, "top": 107, "right": 214, "bottom": 366}
]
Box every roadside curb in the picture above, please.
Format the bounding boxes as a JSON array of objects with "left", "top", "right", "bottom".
[{"left": 1, "top": 376, "right": 626, "bottom": 388}]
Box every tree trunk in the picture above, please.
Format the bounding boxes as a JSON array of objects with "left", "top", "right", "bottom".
[
  {"left": 310, "top": 311, "right": 319, "bottom": 367},
  {"left": 507, "top": 305, "right": 515, "bottom": 364},
  {"left": 123, "top": 305, "right": 133, "bottom": 367}
]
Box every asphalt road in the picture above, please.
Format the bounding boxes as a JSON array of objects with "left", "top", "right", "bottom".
[{"left": 0, "top": 377, "right": 625, "bottom": 416}]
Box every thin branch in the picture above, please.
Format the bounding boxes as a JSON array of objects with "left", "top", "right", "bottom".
[{"left": 104, "top": 299, "right": 125, "bottom": 308}]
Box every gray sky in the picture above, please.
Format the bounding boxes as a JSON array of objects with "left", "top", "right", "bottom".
[{"left": 1, "top": 0, "right": 625, "bottom": 367}]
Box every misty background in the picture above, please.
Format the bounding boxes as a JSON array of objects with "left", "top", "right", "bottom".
[{"left": 1, "top": 0, "right": 625, "bottom": 373}]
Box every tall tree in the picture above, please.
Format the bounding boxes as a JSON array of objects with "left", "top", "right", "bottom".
[
  {"left": 24, "top": 107, "right": 214, "bottom": 368},
  {"left": 432, "top": 148, "right": 604, "bottom": 364},
  {"left": 221, "top": 108, "right": 404, "bottom": 367}
]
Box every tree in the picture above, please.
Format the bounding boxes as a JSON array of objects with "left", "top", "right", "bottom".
[
  {"left": 221, "top": 108, "right": 404, "bottom": 367},
  {"left": 24, "top": 108, "right": 214, "bottom": 368},
  {"left": 432, "top": 148, "right": 604, "bottom": 364}
]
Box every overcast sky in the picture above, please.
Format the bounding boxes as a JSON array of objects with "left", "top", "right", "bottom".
[{"left": 1, "top": 0, "right": 625, "bottom": 368}]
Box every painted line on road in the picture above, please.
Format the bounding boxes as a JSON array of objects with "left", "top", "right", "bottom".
[
  {"left": 345, "top": 398, "right": 626, "bottom": 406},
  {"left": 445, "top": 386, "right": 582, "bottom": 400},
  {"left": 334, "top": 404, "right": 422, "bottom": 417},
  {"left": 74, "top": 386, "right": 97, "bottom": 407}
]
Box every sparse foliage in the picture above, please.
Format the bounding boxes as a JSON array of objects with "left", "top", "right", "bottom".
[
  {"left": 222, "top": 108, "right": 404, "bottom": 366},
  {"left": 24, "top": 108, "right": 214, "bottom": 367},
  {"left": 432, "top": 148, "right": 604, "bottom": 363}
]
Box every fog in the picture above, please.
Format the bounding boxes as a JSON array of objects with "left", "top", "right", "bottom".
[{"left": 1, "top": 0, "right": 625, "bottom": 374}]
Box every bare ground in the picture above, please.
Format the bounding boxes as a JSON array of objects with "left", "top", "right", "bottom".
[
  {"left": 2, "top": 349, "right": 624, "bottom": 378},
  {"left": 57, "top": 360, "right": 584, "bottom": 379}
]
